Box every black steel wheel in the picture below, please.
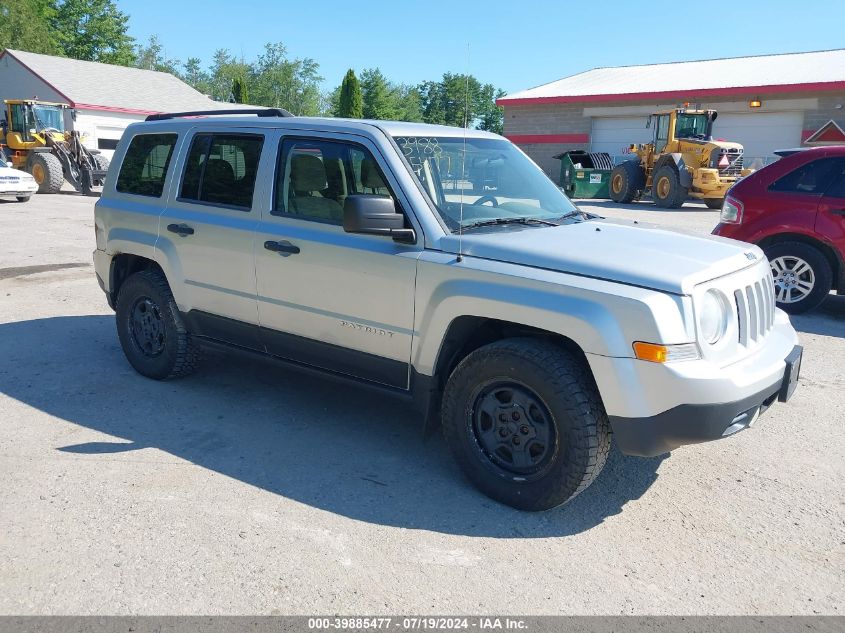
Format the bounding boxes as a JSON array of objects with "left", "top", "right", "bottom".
[
  {"left": 129, "top": 296, "right": 166, "bottom": 357},
  {"left": 115, "top": 270, "right": 200, "bottom": 380},
  {"left": 441, "top": 338, "right": 610, "bottom": 511},
  {"left": 470, "top": 380, "right": 557, "bottom": 480}
]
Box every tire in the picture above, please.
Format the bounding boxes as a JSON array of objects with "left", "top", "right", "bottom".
[
  {"left": 92, "top": 154, "right": 110, "bottom": 186},
  {"left": 764, "top": 242, "right": 833, "bottom": 314},
  {"left": 29, "top": 153, "right": 64, "bottom": 194},
  {"left": 16, "top": 196, "right": 31, "bottom": 202},
  {"left": 115, "top": 270, "right": 201, "bottom": 380},
  {"left": 704, "top": 198, "right": 723, "bottom": 209},
  {"left": 652, "top": 165, "right": 688, "bottom": 208},
  {"left": 441, "top": 338, "right": 610, "bottom": 511},
  {"left": 609, "top": 161, "right": 644, "bottom": 203}
]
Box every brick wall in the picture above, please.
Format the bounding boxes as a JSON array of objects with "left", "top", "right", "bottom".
[
  {"left": 502, "top": 90, "right": 845, "bottom": 182},
  {"left": 503, "top": 104, "right": 590, "bottom": 178}
]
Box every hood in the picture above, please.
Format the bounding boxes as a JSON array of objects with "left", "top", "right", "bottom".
[{"left": 439, "top": 219, "right": 762, "bottom": 295}]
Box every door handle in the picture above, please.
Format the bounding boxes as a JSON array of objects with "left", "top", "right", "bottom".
[
  {"left": 830, "top": 209, "right": 845, "bottom": 216},
  {"left": 264, "top": 240, "right": 300, "bottom": 256},
  {"left": 167, "top": 223, "right": 195, "bottom": 236}
]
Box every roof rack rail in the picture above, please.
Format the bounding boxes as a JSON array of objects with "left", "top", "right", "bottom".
[{"left": 145, "top": 108, "right": 294, "bottom": 122}]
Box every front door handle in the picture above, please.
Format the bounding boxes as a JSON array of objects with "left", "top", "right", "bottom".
[
  {"left": 167, "top": 223, "right": 194, "bottom": 236},
  {"left": 264, "top": 240, "right": 300, "bottom": 256}
]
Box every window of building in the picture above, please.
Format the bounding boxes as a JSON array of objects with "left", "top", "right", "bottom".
[
  {"left": 179, "top": 133, "right": 264, "bottom": 209},
  {"left": 115, "top": 133, "right": 177, "bottom": 198}
]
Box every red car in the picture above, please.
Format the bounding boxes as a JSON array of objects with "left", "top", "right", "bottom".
[{"left": 713, "top": 146, "right": 845, "bottom": 314}]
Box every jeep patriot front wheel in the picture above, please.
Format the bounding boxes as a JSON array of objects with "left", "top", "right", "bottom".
[{"left": 441, "top": 338, "right": 610, "bottom": 511}]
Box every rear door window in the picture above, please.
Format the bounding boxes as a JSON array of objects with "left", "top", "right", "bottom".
[
  {"left": 115, "top": 133, "right": 177, "bottom": 197},
  {"left": 769, "top": 157, "right": 845, "bottom": 195},
  {"left": 179, "top": 133, "right": 264, "bottom": 210},
  {"left": 822, "top": 160, "right": 845, "bottom": 198}
]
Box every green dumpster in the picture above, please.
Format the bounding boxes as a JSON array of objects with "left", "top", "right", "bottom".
[{"left": 554, "top": 150, "right": 614, "bottom": 199}]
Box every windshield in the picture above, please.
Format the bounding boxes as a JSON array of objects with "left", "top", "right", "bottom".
[
  {"left": 393, "top": 136, "right": 578, "bottom": 231},
  {"left": 674, "top": 113, "right": 711, "bottom": 140},
  {"left": 31, "top": 105, "right": 65, "bottom": 132}
]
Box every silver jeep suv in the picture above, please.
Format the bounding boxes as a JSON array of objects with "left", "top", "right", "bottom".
[{"left": 93, "top": 110, "right": 802, "bottom": 510}]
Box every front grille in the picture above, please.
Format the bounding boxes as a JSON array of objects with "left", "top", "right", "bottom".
[
  {"left": 715, "top": 150, "right": 744, "bottom": 177},
  {"left": 734, "top": 270, "right": 775, "bottom": 346}
]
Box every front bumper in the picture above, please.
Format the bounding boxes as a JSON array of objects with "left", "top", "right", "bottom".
[
  {"left": 0, "top": 188, "right": 37, "bottom": 197},
  {"left": 608, "top": 344, "right": 802, "bottom": 457}
]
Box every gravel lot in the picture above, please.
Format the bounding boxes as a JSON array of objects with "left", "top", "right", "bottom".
[{"left": 0, "top": 193, "right": 843, "bottom": 615}]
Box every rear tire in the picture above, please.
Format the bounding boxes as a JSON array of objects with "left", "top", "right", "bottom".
[
  {"left": 92, "top": 154, "right": 110, "bottom": 186},
  {"left": 115, "top": 270, "right": 201, "bottom": 380},
  {"left": 30, "top": 153, "right": 64, "bottom": 194},
  {"left": 652, "top": 165, "right": 688, "bottom": 208},
  {"left": 441, "top": 338, "right": 610, "bottom": 511},
  {"left": 704, "top": 198, "right": 723, "bottom": 209},
  {"left": 16, "top": 196, "right": 31, "bottom": 202},
  {"left": 609, "top": 161, "right": 644, "bottom": 203},
  {"left": 764, "top": 242, "right": 833, "bottom": 314}
]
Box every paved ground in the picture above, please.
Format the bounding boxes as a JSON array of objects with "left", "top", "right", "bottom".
[{"left": 0, "top": 193, "right": 843, "bottom": 615}]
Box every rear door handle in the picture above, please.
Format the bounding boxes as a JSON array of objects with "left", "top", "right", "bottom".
[
  {"left": 264, "top": 240, "right": 300, "bottom": 256},
  {"left": 167, "top": 223, "right": 194, "bottom": 236}
]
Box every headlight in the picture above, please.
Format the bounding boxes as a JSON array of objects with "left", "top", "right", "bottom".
[{"left": 699, "top": 289, "right": 729, "bottom": 344}]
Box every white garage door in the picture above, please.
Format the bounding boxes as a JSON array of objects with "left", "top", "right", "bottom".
[
  {"left": 712, "top": 112, "right": 803, "bottom": 165},
  {"left": 590, "top": 116, "right": 652, "bottom": 156},
  {"left": 590, "top": 111, "right": 804, "bottom": 165}
]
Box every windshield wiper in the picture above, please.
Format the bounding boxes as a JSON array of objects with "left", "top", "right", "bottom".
[
  {"left": 460, "top": 217, "right": 559, "bottom": 231},
  {"left": 557, "top": 209, "right": 594, "bottom": 221}
]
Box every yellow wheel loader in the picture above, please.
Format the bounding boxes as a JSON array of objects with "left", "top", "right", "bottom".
[
  {"left": 0, "top": 100, "right": 109, "bottom": 194},
  {"left": 609, "top": 108, "right": 753, "bottom": 209}
]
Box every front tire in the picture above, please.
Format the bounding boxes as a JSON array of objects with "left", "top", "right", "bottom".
[
  {"left": 115, "top": 270, "right": 201, "bottom": 380},
  {"left": 92, "top": 154, "right": 110, "bottom": 186},
  {"left": 652, "top": 165, "right": 688, "bottom": 208},
  {"left": 609, "top": 161, "right": 644, "bottom": 203},
  {"left": 16, "top": 196, "right": 32, "bottom": 202},
  {"left": 441, "top": 338, "right": 610, "bottom": 511},
  {"left": 30, "top": 153, "right": 64, "bottom": 194},
  {"left": 764, "top": 242, "right": 833, "bottom": 314}
]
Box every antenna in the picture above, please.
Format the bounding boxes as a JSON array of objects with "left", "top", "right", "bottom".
[{"left": 457, "top": 43, "right": 470, "bottom": 264}]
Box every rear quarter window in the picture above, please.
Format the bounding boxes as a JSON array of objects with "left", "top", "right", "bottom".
[{"left": 116, "top": 133, "right": 178, "bottom": 197}]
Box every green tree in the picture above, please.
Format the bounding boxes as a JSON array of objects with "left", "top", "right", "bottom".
[
  {"left": 0, "top": 0, "right": 59, "bottom": 55},
  {"left": 251, "top": 42, "right": 322, "bottom": 115},
  {"left": 134, "top": 34, "right": 180, "bottom": 74},
  {"left": 475, "top": 84, "right": 506, "bottom": 135},
  {"left": 360, "top": 68, "right": 397, "bottom": 120},
  {"left": 418, "top": 73, "right": 503, "bottom": 131},
  {"left": 208, "top": 49, "right": 249, "bottom": 102},
  {"left": 183, "top": 57, "right": 211, "bottom": 95},
  {"left": 51, "top": 0, "right": 135, "bottom": 65},
  {"left": 232, "top": 76, "right": 249, "bottom": 104},
  {"left": 337, "top": 69, "right": 363, "bottom": 118},
  {"left": 391, "top": 84, "right": 423, "bottom": 122}
]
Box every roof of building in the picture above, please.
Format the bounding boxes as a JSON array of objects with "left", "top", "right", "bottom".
[
  {"left": 1, "top": 49, "right": 248, "bottom": 115},
  {"left": 498, "top": 49, "right": 845, "bottom": 105}
]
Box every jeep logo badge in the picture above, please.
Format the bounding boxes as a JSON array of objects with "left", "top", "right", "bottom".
[{"left": 745, "top": 252, "right": 757, "bottom": 261}]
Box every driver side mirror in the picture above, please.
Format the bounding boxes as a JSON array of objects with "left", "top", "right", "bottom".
[
  {"left": 5, "top": 162, "right": 12, "bottom": 169},
  {"left": 343, "top": 195, "right": 416, "bottom": 243}
]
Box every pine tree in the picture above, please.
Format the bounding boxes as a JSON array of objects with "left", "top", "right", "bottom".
[{"left": 338, "top": 69, "right": 363, "bottom": 118}]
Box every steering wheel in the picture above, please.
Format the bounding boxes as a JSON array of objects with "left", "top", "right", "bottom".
[{"left": 474, "top": 194, "right": 499, "bottom": 207}]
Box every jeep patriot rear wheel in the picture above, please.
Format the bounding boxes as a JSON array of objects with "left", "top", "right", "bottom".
[
  {"left": 116, "top": 270, "right": 201, "bottom": 380},
  {"left": 441, "top": 338, "right": 610, "bottom": 511}
]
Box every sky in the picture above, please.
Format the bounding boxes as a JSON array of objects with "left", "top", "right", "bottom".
[{"left": 118, "top": 0, "right": 845, "bottom": 95}]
